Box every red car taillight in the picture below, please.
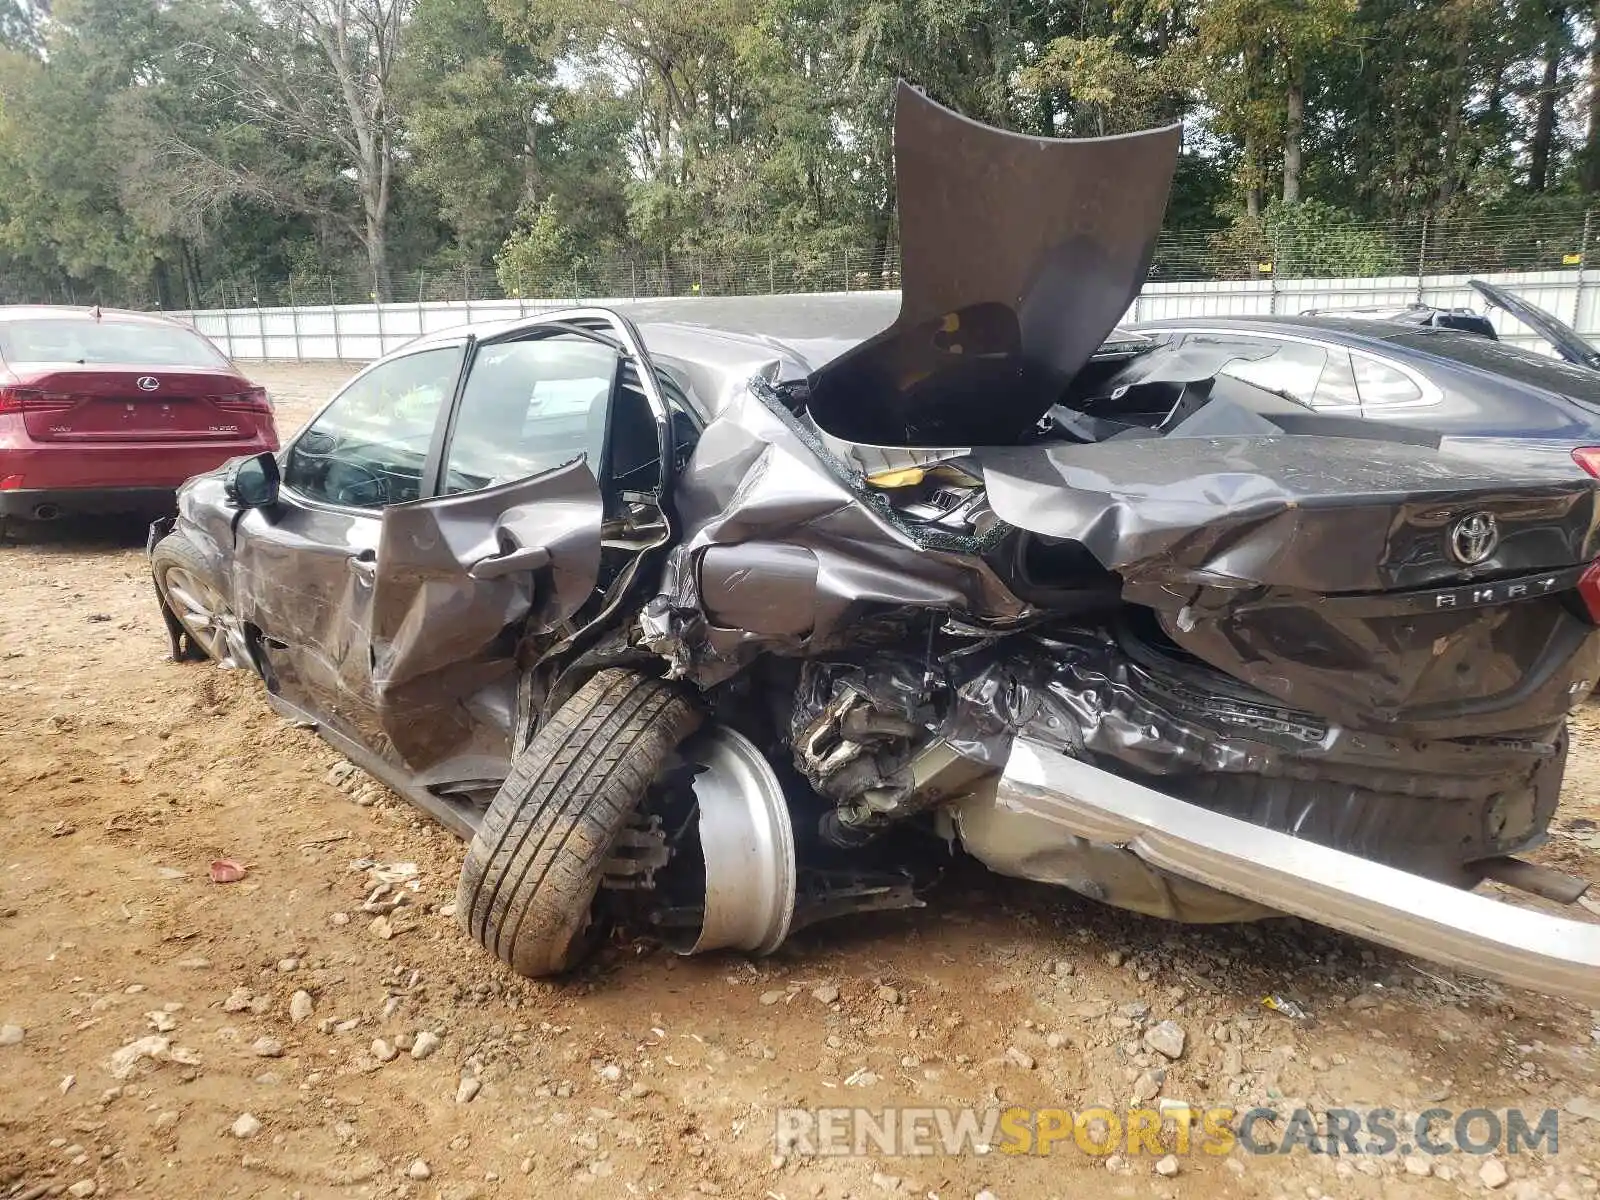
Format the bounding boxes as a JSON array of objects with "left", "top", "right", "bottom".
[
  {"left": 1573, "top": 446, "right": 1600, "bottom": 477},
  {"left": 214, "top": 387, "right": 271, "bottom": 413},
  {"left": 1578, "top": 562, "right": 1600, "bottom": 623},
  {"left": 0, "top": 386, "right": 76, "bottom": 414}
]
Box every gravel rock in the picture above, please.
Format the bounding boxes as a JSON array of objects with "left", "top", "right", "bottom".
[
  {"left": 251, "top": 1037, "right": 284, "bottom": 1058},
  {"left": 1131, "top": 1069, "right": 1165, "bottom": 1103},
  {"left": 1403, "top": 1154, "right": 1432, "bottom": 1177},
  {"left": 276, "top": 957, "right": 300, "bottom": 973},
  {"left": 1481, "top": 1158, "right": 1511, "bottom": 1189},
  {"left": 1154, "top": 1155, "right": 1180, "bottom": 1178},
  {"left": 67, "top": 1180, "right": 97, "bottom": 1198},
  {"left": 222, "top": 987, "right": 254, "bottom": 1013},
  {"left": 812, "top": 984, "right": 840, "bottom": 1005},
  {"left": 371, "top": 1038, "right": 398, "bottom": 1062},
  {"left": 876, "top": 985, "right": 901, "bottom": 1005},
  {"left": 759, "top": 989, "right": 787, "bottom": 1006},
  {"left": 456, "top": 1076, "right": 482, "bottom": 1104},
  {"left": 0, "top": 1024, "right": 24, "bottom": 1046},
  {"left": 1144, "top": 1020, "right": 1187, "bottom": 1060},
  {"left": 596, "top": 1063, "right": 622, "bottom": 1082},
  {"left": 1565, "top": 1095, "right": 1600, "bottom": 1122},
  {"left": 407, "top": 1159, "right": 432, "bottom": 1180},
  {"left": 153, "top": 1111, "right": 180, "bottom": 1131},
  {"left": 231, "top": 1112, "right": 262, "bottom": 1139},
  {"left": 288, "top": 991, "right": 314, "bottom": 1023},
  {"left": 412, "top": 1031, "right": 442, "bottom": 1060},
  {"left": 1004, "top": 1046, "right": 1035, "bottom": 1070}
]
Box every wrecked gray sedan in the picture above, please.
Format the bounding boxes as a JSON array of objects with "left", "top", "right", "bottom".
[{"left": 150, "top": 85, "right": 1600, "bottom": 1000}]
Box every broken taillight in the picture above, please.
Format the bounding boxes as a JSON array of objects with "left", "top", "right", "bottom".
[{"left": 214, "top": 387, "right": 271, "bottom": 413}]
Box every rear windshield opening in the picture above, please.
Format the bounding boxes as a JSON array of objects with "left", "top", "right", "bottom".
[{"left": 0, "top": 318, "right": 229, "bottom": 368}]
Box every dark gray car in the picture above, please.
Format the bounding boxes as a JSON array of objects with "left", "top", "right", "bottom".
[{"left": 149, "top": 85, "right": 1600, "bottom": 999}]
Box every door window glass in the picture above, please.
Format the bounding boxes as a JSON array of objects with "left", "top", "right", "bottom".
[
  {"left": 1352, "top": 353, "right": 1426, "bottom": 408},
  {"left": 441, "top": 337, "right": 620, "bottom": 495},
  {"left": 1212, "top": 338, "right": 1328, "bottom": 407},
  {"left": 282, "top": 346, "right": 461, "bottom": 508}
]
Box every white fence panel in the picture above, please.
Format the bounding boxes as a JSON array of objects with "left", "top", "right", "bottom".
[{"left": 167, "top": 269, "right": 1600, "bottom": 363}]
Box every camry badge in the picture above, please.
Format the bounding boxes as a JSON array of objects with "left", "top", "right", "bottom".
[
  {"left": 136, "top": 376, "right": 159, "bottom": 392},
  {"left": 1449, "top": 512, "right": 1499, "bottom": 566}
]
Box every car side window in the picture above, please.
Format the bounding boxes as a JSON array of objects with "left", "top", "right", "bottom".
[
  {"left": 1351, "top": 353, "right": 1426, "bottom": 409},
  {"left": 282, "top": 346, "right": 461, "bottom": 509},
  {"left": 1212, "top": 338, "right": 1329, "bottom": 408},
  {"left": 441, "top": 337, "right": 621, "bottom": 495}
]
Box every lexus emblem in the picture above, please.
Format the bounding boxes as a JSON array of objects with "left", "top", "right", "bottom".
[
  {"left": 135, "top": 376, "right": 159, "bottom": 392},
  {"left": 1450, "top": 512, "right": 1499, "bottom": 565}
]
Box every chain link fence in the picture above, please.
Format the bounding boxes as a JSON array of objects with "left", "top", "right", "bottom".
[{"left": 15, "top": 208, "right": 1600, "bottom": 312}]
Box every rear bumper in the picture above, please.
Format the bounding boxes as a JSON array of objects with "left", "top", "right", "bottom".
[
  {"left": 0, "top": 486, "right": 176, "bottom": 518},
  {"left": 997, "top": 737, "right": 1600, "bottom": 1006}
]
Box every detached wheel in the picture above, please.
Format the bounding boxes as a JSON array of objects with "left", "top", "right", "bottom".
[
  {"left": 152, "top": 532, "right": 238, "bottom": 665},
  {"left": 457, "top": 669, "right": 703, "bottom": 977}
]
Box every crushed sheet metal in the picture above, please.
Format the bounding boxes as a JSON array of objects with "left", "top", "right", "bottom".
[
  {"left": 975, "top": 435, "right": 1600, "bottom": 593},
  {"left": 998, "top": 738, "right": 1600, "bottom": 1007}
]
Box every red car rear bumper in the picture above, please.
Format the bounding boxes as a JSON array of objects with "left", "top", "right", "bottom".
[{"left": 0, "top": 420, "right": 277, "bottom": 518}]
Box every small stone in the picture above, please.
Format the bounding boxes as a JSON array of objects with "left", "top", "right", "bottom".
[
  {"left": 371, "top": 1038, "right": 398, "bottom": 1062},
  {"left": 596, "top": 1062, "right": 623, "bottom": 1082},
  {"left": 1154, "top": 1155, "right": 1180, "bottom": 1178},
  {"left": 176, "top": 957, "right": 210, "bottom": 970},
  {"left": 223, "top": 987, "right": 254, "bottom": 1013},
  {"left": 412, "top": 1031, "right": 442, "bottom": 1060},
  {"left": 1566, "top": 1095, "right": 1600, "bottom": 1122},
  {"left": 976, "top": 1191, "right": 1001, "bottom": 1200},
  {"left": 1052, "top": 960, "right": 1075, "bottom": 977},
  {"left": 0, "top": 1024, "right": 24, "bottom": 1046},
  {"left": 407, "top": 1160, "right": 431, "bottom": 1181},
  {"left": 1104, "top": 950, "right": 1125, "bottom": 968},
  {"left": 231, "top": 1112, "right": 262, "bottom": 1139},
  {"left": 1346, "top": 992, "right": 1380, "bottom": 1010},
  {"left": 1144, "top": 1020, "right": 1187, "bottom": 1060},
  {"left": 759, "top": 989, "right": 787, "bottom": 1006},
  {"left": 1403, "top": 1154, "right": 1433, "bottom": 1178},
  {"left": 153, "top": 1111, "right": 180, "bottom": 1131},
  {"left": 520, "top": 1158, "right": 534, "bottom": 1175},
  {"left": 1481, "top": 1158, "right": 1511, "bottom": 1190},
  {"left": 456, "top": 1076, "right": 482, "bottom": 1104},
  {"left": 67, "top": 1180, "right": 97, "bottom": 1198},
  {"left": 276, "top": 957, "right": 300, "bottom": 973},
  {"left": 288, "top": 990, "right": 314, "bottom": 1023},
  {"left": 812, "top": 984, "right": 840, "bottom": 1005},
  {"left": 329, "top": 912, "right": 350, "bottom": 926},
  {"left": 1131, "top": 1069, "right": 1165, "bottom": 1103},
  {"left": 251, "top": 1036, "right": 284, "bottom": 1058},
  {"left": 876, "top": 985, "right": 901, "bottom": 1005},
  {"left": 1004, "top": 1046, "right": 1035, "bottom": 1070}
]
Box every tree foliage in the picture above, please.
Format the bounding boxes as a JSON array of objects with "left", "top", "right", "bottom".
[{"left": 2, "top": 0, "right": 1600, "bottom": 305}]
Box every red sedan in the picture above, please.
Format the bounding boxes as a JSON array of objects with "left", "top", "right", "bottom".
[{"left": 0, "top": 306, "right": 278, "bottom": 528}]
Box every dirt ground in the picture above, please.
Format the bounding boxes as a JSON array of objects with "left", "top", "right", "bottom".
[{"left": 2, "top": 360, "right": 1599, "bottom": 1200}]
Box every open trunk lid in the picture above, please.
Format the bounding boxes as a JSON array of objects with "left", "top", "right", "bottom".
[
  {"left": 977, "top": 435, "right": 1600, "bottom": 736},
  {"left": 5, "top": 366, "right": 273, "bottom": 443},
  {"left": 805, "top": 83, "right": 1180, "bottom": 448}
]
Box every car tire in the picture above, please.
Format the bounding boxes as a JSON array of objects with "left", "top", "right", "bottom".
[
  {"left": 151, "top": 531, "right": 235, "bottom": 664},
  {"left": 457, "top": 668, "right": 703, "bottom": 978}
]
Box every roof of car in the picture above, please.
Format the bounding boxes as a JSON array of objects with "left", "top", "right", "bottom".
[
  {"left": 0, "top": 304, "right": 194, "bottom": 327},
  {"left": 1131, "top": 313, "right": 1435, "bottom": 344}
]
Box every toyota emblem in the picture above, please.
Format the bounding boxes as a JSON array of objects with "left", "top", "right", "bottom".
[
  {"left": 136, "top": 376, "right": 160, "bottom": 392},
  {"left": 1449, "top": 512, "right": 1499, "bottom": 566}
]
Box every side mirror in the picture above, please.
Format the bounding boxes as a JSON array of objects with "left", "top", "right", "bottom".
[{"left": 224, "top": 452, "right": 281, "bottom": 509}]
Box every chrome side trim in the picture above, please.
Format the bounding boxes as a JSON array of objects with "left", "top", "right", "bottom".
[{"left": 998, "top": 738, "right": 1600, "bottom": 1005}]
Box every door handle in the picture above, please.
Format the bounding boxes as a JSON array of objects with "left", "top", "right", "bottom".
[{"left": 468, "top": 544, "right": 551, "bottom": 580}]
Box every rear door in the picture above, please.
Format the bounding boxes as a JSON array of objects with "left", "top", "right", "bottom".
[
  {"left": 0, "top": 316, "right": 274, "bottom": 444},
  {"left": 367, "top": 310, "right": 673, "bottom": 775}
]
